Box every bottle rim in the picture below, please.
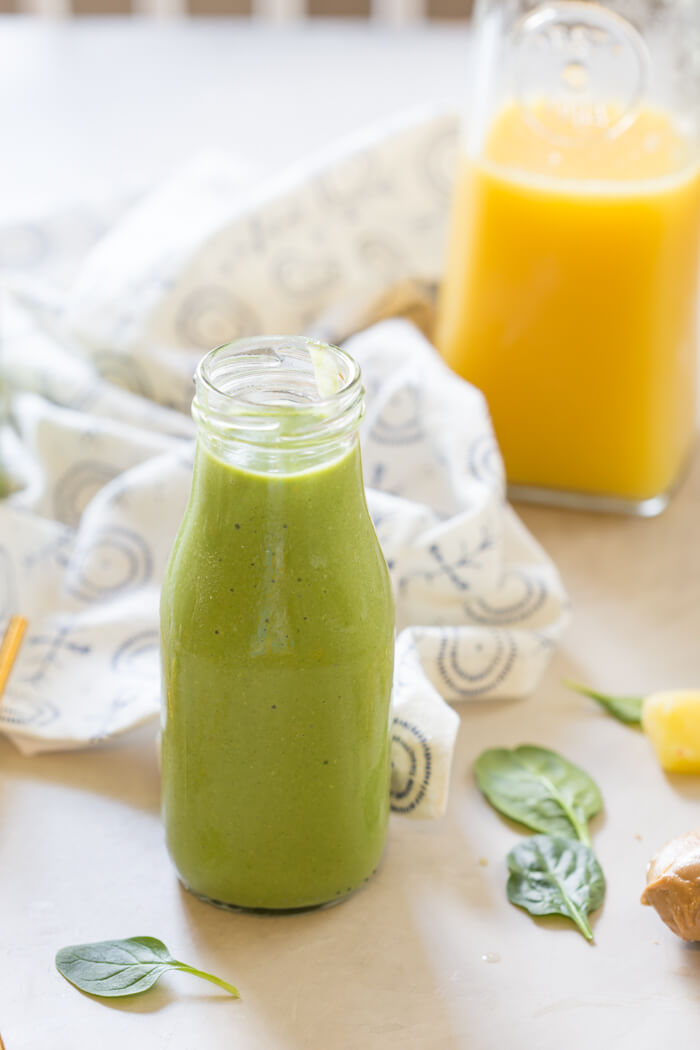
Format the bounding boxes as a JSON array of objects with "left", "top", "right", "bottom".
[{"left": 192, "top": 335, "right": 365, "bottom": 451}]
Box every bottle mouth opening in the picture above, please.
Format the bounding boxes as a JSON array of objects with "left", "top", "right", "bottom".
[{"left": 192, "top": 336, "right": 364, "bottom": 449}]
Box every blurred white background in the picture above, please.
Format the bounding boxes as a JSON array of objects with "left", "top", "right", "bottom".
[{"left": 0, "top": 19, "right": 470, "bottom": 222}]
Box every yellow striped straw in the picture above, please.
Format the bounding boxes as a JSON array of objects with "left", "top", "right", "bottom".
[{"left": 0, "top": 615, "right": 28, "bottom": 700}]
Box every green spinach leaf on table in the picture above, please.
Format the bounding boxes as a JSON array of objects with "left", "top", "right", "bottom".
[
  {"left": 564, "top": 680, "right": 644, "bottom": 726},
  {"left": 474, "top": 744, "right": 602, "bottom": 846},
  {"left": 55, "top": 936, "right": 240, "bottom": 999},
  {"left": 506, "top": 834, "right": 606, "bottom": 941}
]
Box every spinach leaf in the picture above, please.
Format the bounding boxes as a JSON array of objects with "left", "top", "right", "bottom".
[
  {"left": 55, "top": 936, "right": 239, "bottom": 999},
  {"left": 474, "top": 744, "right": 602, "bottom": 846},
  {"left": 506, "top": 834, "right": 605, "bottom": 941},
  {"left": 564, "top": 680, "right": 644, "bottom": 726}
]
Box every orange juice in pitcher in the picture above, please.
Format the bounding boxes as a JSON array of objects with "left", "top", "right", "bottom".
[{"left": 436, "top": 0, "right": 700, "bottom": 514}]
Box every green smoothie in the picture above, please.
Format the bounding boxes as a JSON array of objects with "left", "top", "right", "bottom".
[{"left": 160, "top": 435, "right": 394, "bottom": 910}]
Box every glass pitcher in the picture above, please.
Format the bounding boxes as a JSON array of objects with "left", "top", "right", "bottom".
[{"left": 436, "top": 0, "right": 700, "bottom": 515}]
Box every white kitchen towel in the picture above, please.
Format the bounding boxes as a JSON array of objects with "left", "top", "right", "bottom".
[{"left": 0, "top": 108, "right": 570, "bottom": 818}]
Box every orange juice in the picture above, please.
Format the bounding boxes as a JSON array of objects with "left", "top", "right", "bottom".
[{"left": 436, "top": 101, "right": 700, "bottom": 505}]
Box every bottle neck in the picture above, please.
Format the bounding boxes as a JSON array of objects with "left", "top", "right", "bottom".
[{"left": 192, "top": 336, "right": 364, "bottom": 476}]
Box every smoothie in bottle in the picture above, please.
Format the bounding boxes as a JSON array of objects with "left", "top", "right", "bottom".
[{"left": 160, "top": 337, "right": 395, "bottom": 911}]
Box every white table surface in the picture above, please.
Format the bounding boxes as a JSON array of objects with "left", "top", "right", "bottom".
[{"left": 2, "top": 17, "right": 700, "bottom": 1050}]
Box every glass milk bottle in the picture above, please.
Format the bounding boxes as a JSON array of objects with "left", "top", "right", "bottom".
[
  {"left": 160, "top": 337, "right": 395, "bottom": 911},
  {"left": 436, "top": 0, "right": 700, "bottom": 515}
]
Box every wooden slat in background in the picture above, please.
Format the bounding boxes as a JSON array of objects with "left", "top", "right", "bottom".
[
  {"left": 426, "top": 0, "right": 472, "bottom": 16},
  {"left": 188, "top": 0, "right": 253, "bottom": 13},
  {"left": 307, "top": 0, "right": 371, "bottom": 16},
  {"left": 71, "top": 0, "right": 133, "bottom": 11},
  {"left": 0, "top": 0, "right": 19, "bottom": 10}
]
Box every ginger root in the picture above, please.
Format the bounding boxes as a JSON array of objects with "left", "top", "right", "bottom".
[{"left": 641, "top": 829, "right": 700, "bottom": 941}]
